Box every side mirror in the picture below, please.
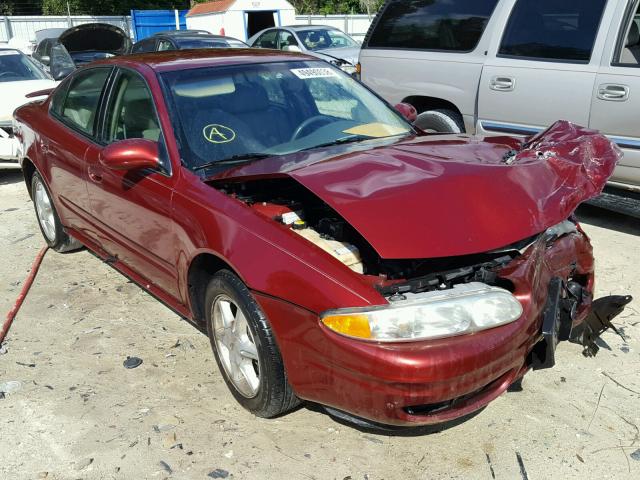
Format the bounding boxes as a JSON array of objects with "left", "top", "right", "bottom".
[
  {"left": 282, "top": 45, "right": 302, "bottom": 52},
  {"left": 40, "top": 55, "right": 50, "bottom": 66},
  {"left": 394, "top": 102, "right": 417, "bottom": 123},
  {"left": 100, "top": 139, "right": 160, "bottom": 171}
]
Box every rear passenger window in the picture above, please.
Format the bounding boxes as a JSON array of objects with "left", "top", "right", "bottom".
[
  {"left": 499, "top": 0, "right": 607, "bottom": 63},
  {"left": 366, "top": 0, "right": 499, "bottom": 51},
  {"left": 58, "top": 68, "right": 111, "bottom": 136}
]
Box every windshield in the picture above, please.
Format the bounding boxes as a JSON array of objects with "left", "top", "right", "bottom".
[
  {"left": 298, "top": 29, "right": 359, "bottom": 51},
  {"left": 0, "top": 50, "right": 48, "bottom": 82},
  {"left": 177, "top": 38, "right": 245, "bottom": 49},
  {"left": 160, "top": 61, "right": 412, "bottom": 171}
]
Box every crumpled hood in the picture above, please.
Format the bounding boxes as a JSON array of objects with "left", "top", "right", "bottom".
[
  {"left": 0, "top": 79, "right": 58, "bottom": 123},
  {"left": 212, "top": 121, "right": 621, "bottom": 259},
  {"left": 58, "top": 23, "right": 131, "bottom": 55}
]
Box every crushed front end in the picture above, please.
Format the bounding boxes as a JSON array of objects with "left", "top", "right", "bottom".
[{"left": 211, "top": 121, "right": 631, "bottom": 427}]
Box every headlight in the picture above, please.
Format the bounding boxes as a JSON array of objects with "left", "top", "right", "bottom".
[
  {"left": 339, "top": 64, "right": 357, "bottom": 75},
  {"left": 321, "top": 282, "right": 523, "bottom": 342}
]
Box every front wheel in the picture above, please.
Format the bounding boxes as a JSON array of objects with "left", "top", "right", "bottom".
[
  {"left": 205, "top": 270, "right": 300, "bottom": 418},
  {"left": 31, "top": 172, "right": 82, "bottom": 252}
]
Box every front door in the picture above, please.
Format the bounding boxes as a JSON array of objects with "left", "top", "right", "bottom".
[
  {"left": 589, "top": 0, "right": 640, "bottom": 188},
  {"left": 477, "top": 0, "right": 609, "bottom": 137},
  {"left": 85, "top": 68, "right": 180, "bottom": 300}
]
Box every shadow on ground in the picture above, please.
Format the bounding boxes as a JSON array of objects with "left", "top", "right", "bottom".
[
  {"left": 576, "top": 204, "right": 640, "bottom": 237},
  {"left": 0, "top": 167, "right": 24, "bottom": 186},
  {"left": 305, "top": 402, "right": 486, "bottom": 437}
]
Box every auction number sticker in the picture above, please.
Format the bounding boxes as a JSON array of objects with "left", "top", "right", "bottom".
[{"left": 291, "top": 68, "right": 339, "bottom": 79}]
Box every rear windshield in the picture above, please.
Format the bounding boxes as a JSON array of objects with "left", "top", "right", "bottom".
[
  {"left": 0, "top": 50, "right": 48, "bottom": 82},
  {"left": 365, "top": 0, "right": 499, "bottom": 52}
]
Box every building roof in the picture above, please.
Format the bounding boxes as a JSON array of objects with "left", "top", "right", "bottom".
[{"left": 187, "top": 0, "right": 237, "bottom": 17}]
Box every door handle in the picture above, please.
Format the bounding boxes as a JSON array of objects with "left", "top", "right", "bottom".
[
  {"left": 598, "top": 84, "right": 629, "bottom": 101},
  {"left": 490, "top": 76, "right": 515, "bottom": 92},
  {"left": 40, "top": 143, "right": 50, "bottom": 154}
]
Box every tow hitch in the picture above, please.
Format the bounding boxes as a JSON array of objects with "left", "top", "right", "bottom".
[{"left": 532, "top": 277, "right": 632, "bottom": 369}]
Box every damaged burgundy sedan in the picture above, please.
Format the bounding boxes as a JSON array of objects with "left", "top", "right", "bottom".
[{"left": 14, "top": 50, "right": 630, "bottom": 427}]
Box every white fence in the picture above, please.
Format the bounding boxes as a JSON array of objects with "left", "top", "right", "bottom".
[
  {"left": 293, "top": 14, "right": 373, "bottom": 41},
  {"left": 1, "top": 15, "right": 132, "bottom": 43},
  {"left": 1, "top": 14, "right": 370, "bottom": 44}
]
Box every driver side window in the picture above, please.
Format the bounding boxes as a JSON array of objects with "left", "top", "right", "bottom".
[{"left": 104, "top": 70, "right": 170, "bottom": 172}]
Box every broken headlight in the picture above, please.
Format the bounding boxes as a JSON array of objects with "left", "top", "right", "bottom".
[{"left": 321, "top": 283, "right": 523, "bottom": 342}]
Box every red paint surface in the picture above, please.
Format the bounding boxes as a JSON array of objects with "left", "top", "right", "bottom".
[{"left": 13, "top": 51, "right": 621, "bottom": 426}]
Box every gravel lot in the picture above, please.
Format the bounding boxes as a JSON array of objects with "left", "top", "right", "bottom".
[{"left": 1, "top": 165, "right": 639, "bottom": 480}]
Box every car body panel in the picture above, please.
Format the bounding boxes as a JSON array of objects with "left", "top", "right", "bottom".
[
  {"left": 0, "top": 48, "right": 56, "bottom": 162},
  {"left": 211, "top": 122, "right": 620, "bottom": 259},
  {"left": 249, "top": 26, "right": 360, "bottom": 66},
  {"left": 12, "top": 50, "right": 623, "bottom": 427}
]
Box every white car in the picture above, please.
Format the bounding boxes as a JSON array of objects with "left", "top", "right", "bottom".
[{"left": 0, "top": 48, "right": 57, "bottom": 163}]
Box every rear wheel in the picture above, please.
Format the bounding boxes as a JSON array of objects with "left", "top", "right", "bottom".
[
  {"left": 205, "top": 270, "right": 300, "bottom": 417},
  {"left": 31, "top": 172, "right": 82, "bottom": 252},
  {"left": 414, "top": 109, "right": 464, "bottom": 134}
]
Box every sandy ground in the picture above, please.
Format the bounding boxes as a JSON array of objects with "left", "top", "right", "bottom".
[{"left": 1, "top": 165, "right": 639, "bottom": 480}]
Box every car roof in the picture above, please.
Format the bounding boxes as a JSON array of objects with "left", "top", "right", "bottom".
[
  {"left": 0, "top": 47, "right": 22, "bottom": 54},
  {"left": 95, "top": 48, "right": 316, "bottom": 73},
  {"left": 283, "top": 25, "right": 339, "bottom": 31},
  {"left": 153, "top": 29, "right": 210, "bottom": 37}
]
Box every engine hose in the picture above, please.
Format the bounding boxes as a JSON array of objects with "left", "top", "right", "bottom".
[{"left": 0, "top": 245, "right": 49, "bottom": 344}]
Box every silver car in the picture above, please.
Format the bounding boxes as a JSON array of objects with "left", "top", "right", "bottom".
[
  {"left": 359, "top": 0, "right": 640, "bottom": 197},
  {"left": 249, "top": 25, "right": 360, "bottom": 75}
]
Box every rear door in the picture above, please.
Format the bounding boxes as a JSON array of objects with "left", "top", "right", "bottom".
[
  {"left": 84, "top": 67, "right": 180, "bottom": 299},
  {"left": 477, "top": 0, "right": 612, "bottom": 137},
  {"left": 589, "top": 0, "right": 640, "bottom": 189},
  {"left": 44, "top": 67, "right": 112, "bottom": 232}
]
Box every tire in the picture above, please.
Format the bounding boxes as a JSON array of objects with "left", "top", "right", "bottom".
[
  {"left": 31, "top": 172, "right": 82, "bottom": 253},
  {"left": 205, "top": 270, "right": 300, "bottom": 418},
  {"left": 414, "top": 108, "right": 465, "bottom": 133}
]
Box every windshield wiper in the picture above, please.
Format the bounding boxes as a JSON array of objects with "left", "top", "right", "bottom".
[
  {"left": 193, "top": 153, "right": 272, "bottom": 172},
  {"left": 299, "top": 135, "right": 370, "bottom": 152}
]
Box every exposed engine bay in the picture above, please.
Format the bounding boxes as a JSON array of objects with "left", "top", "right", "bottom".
[{"left": 213, "top": 177, "right": 535, "bottom": 297}]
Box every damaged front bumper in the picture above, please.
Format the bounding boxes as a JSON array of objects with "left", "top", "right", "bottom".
[
  {"left": 0, "top": 123, "right": 20, "bottom": 162},
  {"left": 257, "top": 220, "right": 630, "bottom": 427}
]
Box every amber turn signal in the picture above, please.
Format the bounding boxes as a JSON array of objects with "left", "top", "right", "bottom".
[{"left": 322, "top": 313, "right": 372, "bottom": 339}]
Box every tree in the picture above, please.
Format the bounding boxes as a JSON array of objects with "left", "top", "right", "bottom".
[{"left": 359, "top": 0, "right": 382, "bottom": 19}]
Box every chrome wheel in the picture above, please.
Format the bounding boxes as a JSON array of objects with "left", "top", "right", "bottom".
[
  {"left": 34, "top": 179, "right": 56, "bottom": 242},
  {"left": 212, "top": 294, "right": 260, "bottom": 398}
]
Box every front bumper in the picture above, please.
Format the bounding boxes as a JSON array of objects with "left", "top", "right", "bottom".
[
  {"left": 0, "top": 124, "right": 20, "bottom": 162},
  {"left": 256, "top": 224, "right": 597, "bottom": 427}
]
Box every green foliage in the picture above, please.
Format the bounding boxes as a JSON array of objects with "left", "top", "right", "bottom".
[
  {"left": 41, "top": 0, "right": 190, "bottom": 16},
  {"left": 5, "top": 0, "right": 381, "bottom": 17}
]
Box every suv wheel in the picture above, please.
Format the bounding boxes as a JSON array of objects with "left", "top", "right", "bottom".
[
  {"left": 205, "top": 270, "right": 300, "bottom": 418},
  {"left": 414, "top": 109, "right": 464, "bottom": 134},
  {"left": 31, "top": 172, "right": 82, "bottom": 252}
]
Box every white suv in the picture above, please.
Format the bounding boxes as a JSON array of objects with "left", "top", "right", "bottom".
[{"left": 359, "top": 0, "right": 640, "bottom": 194}]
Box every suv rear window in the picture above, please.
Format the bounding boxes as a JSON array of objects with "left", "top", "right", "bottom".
[
  {"left": 365, "top": 0, "right": 499, "bottom": 52},
  {"left": 499, "top": 0, "right": 607, "bottom": 63}
]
